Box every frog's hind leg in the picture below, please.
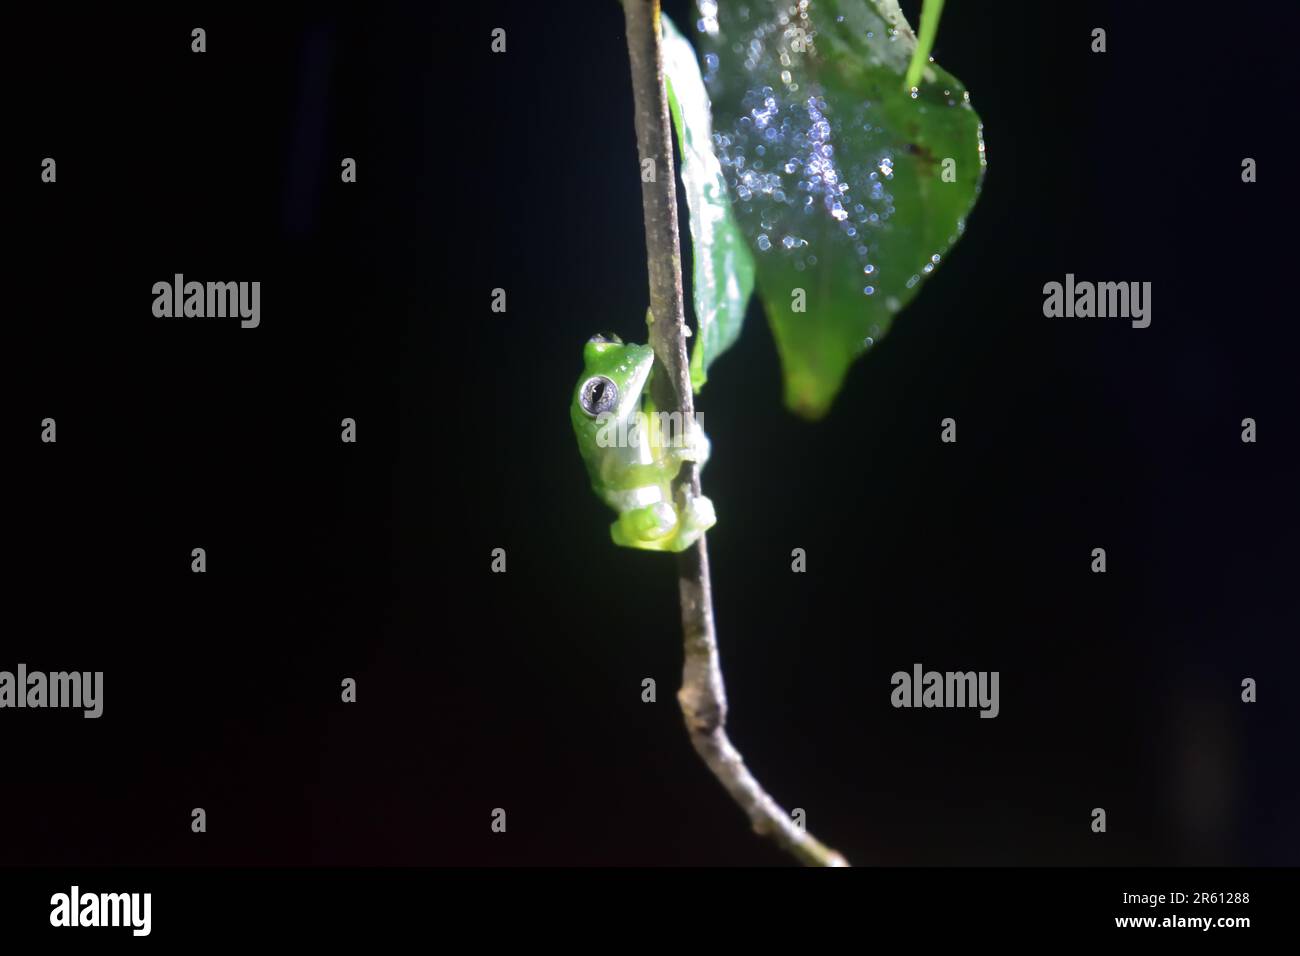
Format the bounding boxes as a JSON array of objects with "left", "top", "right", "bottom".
[{"left": 610, "top": 502, "right": 676, "bottom": 550}]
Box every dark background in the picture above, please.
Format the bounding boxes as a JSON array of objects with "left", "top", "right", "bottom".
[{"left": 4, "top": 1, "right": 1297, "bottom": 866}]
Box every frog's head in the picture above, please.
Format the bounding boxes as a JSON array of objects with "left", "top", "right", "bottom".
[
  {"left": 570, "top": 334, "right": 656, "bottom": 491},
  {"left": 571, "top": 333, "right": 654, "bottom": 439}
]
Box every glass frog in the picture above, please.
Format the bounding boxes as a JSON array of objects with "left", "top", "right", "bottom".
[{"left": 570, "top": 333, "right": 716, "bottom": 552}]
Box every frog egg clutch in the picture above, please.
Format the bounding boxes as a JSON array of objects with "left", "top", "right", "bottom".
[{"left": 570, "top": 335, "right": 716, "bottom": 553}]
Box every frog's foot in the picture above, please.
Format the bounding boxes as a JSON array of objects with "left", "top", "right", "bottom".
[{"left": 673, "top": 493, "right": 716, "bottom": 550}]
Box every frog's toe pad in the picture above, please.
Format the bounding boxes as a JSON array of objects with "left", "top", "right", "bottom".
[{"left": 684, "top": 495, "right": 716, "bottom": 535}]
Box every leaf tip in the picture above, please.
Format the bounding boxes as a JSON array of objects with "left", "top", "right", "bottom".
[{"left": 783, "top": 380, "right": 835, "bottom": 422}]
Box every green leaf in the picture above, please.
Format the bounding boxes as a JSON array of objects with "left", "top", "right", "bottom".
[
  {"left": 696, "top": 0, "right": 986, "bottom": 418},
  {"left": 662, "top": 12, "right": 756, "bottom": 392}
]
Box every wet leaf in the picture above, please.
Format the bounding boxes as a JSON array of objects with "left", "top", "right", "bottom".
[
  {"left": 696, "top": 0, "right": 986, "bottom": 418},
  {"left": 662, "top": 12, "right": 756, "bottom": 391}
]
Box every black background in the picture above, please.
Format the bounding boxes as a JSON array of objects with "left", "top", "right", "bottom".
[{"left": 5, "top": 0, "right": 1297, "bottom": 868}]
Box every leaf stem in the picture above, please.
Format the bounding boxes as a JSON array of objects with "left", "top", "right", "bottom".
[
  {"left": 904, "top": 0, "right": 945, "bottom": 92},
  {"left": 620, "top": 0, "right": 848, "bottom": 868}
]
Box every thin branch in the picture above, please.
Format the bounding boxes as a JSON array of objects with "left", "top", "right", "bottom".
[{"left": 620, "top": 0, "right": 848, "bottom": 868}]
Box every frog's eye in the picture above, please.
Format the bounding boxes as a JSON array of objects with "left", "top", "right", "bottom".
[
  {"left": 589, "top": 332, "right": 624, "bottom": 345},
  {"left": 579, "top": 375, "right": 619, "bottom": 417}
]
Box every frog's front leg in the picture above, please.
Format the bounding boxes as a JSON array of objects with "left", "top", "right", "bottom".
[
  {"left": 682, "top": 417, "right": 710, "bottom": 470},
  {"left": 663, "top": 411, "right": 709, "bottom": 473}
]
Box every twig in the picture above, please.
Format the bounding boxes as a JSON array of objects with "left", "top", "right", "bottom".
[{"left": 620, "top": 0, "right": 848, "bottom": 868}]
